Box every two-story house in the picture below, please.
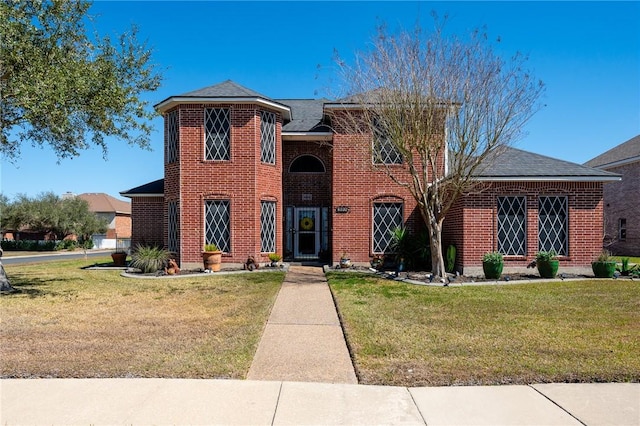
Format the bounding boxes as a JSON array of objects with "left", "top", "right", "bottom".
[{"left": 121, "top": 80, "right": 619, "bottom": 274}]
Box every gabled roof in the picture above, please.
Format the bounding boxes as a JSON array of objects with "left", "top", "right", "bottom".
[
  {"left": 278, "top": 99, "right": 332, "bottom": 135},
  {"left": 120, "top": 179, "right": 164, "bottom": 198},
  {"left": 473, "top": 147, "right": 621, "bottom": 182},
  {"left": 584, "top": 134, "right": 640, "bottom": 169},
  {"left": 77, "top": 193, "right": 131, "bottom": 214},
  {"left": 154, "top": 80, "right": 292, "bottom": 121}
]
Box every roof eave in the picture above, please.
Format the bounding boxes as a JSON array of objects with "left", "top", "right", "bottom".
[
  {"left": 120, "top": 192, "right": 164, "bottom": 199},
  {"left": 473, "top": 176, "right": 622, "bottom": 182},
  {"left": 282, "top": 132, "right": 333, "bottom": 141},
  {"left": 590, "top": 155, "right": 640, "bottom": 170},
  {"left": 155, "top": 96, "right": 292, "bottom": 120}
]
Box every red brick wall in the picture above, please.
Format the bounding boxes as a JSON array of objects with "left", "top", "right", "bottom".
[
  {"left": 283, "top": 140, "right": 332, "bottom": 208},
  {"left": 450, "top": 181, "right": 604, "bottom": 272},
  {"left": 602, "top": 161, "right": 640, "bottom": 256},
  {"left": 165, "top": 103, "right": 282, "bottom": 267},
  {"left": 130, "top": 197, "right": 164, "bottom": 248},
  {"left": 114, "top": 214, "right": 131, "bottom": 239}
]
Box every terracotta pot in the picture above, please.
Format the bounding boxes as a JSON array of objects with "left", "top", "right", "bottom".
[
  {"left": 111, "top": 252, "right": 127, "bottom": 267},
  {"left": 202, "top": 251, "right": 222, "bottom": 272}
]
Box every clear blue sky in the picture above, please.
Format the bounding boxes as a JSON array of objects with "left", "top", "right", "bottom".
[{"left": 2, "top": 1, "right": 638, "bottom": 201}]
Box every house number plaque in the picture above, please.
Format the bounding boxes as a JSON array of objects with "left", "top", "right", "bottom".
[{"left": 335, "top": 206, "right": 350, "bottom": 213}]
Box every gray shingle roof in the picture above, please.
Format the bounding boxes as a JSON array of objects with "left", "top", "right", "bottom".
[
  {"left": 278, "top": 99, "right": 331, "bottom": 132},
  {"left": 120, "top": 179, "right": 164, "bottom": 197},
  {"left": 584, "top": 134, "right": 640, "bottom": 169},
  {"left": 474, "top": 147, "right": 621, "bottom": 181},
  {"left": 180, "top": 80, "right": 269, "bottom": 98}
]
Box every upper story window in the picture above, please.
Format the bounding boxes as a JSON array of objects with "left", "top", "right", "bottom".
[
  {"left": 205, "top": 108, "right": 230, "bottom": 161},
  {"left": 538, "top": 196, "right": 568, "bottom": 256},
  {"left": 372, "top": 117, "right": 402, "bottom": 165},
  {"left": 289, "top": 155, "right": 325, "bottom": 173},
  {"left": 260, "top": 111, "right": 276, "bottom": 164},
  {"left": 166, "top": 110, "right": 178, "bottom": 164}
]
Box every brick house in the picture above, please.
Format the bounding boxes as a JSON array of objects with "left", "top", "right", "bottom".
[
  {"left": 584, "top": 135, "right": 640, "bottom": 256},
  {"left": 77, "top": 193, "right": 132, "bottom": 249},
  {"left": 121, "top": 80, "right": 619, "bottom": 273}
]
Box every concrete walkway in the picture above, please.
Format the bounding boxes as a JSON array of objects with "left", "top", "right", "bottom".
[{"left": 247, "top": 265, "right": 357, "bottom": 384}]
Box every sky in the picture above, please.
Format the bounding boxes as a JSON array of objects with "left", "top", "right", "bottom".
[{"left": 2, "top": 1, "right": 639, "bottom": 201}]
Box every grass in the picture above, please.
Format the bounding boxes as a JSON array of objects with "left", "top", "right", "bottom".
[
  {"left": 1, "top": 258, "right": 283, "bottom": 379},
  {"left": 328, "top": 272, "right": 640, "bottom": 387}
]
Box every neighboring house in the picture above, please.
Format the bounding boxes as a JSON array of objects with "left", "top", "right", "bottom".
[
  {"left": 584, "top": 135, "right": 640, "bottom": 256},
  {"left": 121, "top": 80, "right": 619, "bottom": 273},
  {"left": 77, "top": 193, "right": 132, "bottom": 250}
]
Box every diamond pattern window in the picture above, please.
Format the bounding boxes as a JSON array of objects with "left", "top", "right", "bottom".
[
  {"left": 372, "top": 117, "right": 402, "bottom": 164},
  {"left": 204, "top": 200, "right": 230, "bottom": 253},
  {"left": 260, "top": 111, "right": 276, "bottom": 164},
  {"left": 497, "top": 196, "right": 526, "bottom": 256},
  {"left": 538, "top": 196, "right": 568, "bottom": 255},
  {"left": 167, "top": 201, "right": 179, "bottom": 253},
  {"left": 373, "top": 202, "right": 403, "bottom": 253},
  {"left": 261, "top": 201, "right": 276, "bottom": 253},
  {"left": 205, "top": 108, "right": 230, "bottom": 161},
  {"left": 166, "top": 110, "right": 178, "bottom": 164}
]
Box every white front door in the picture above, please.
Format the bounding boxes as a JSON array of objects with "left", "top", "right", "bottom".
[{"left": 294, "top": 207, "right": 320, "bottom": 259}]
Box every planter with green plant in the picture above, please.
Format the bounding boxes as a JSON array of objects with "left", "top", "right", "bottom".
[
  {"left": 203, "top": 243, "right": 222, "bottom": 272},
  {"left": 130, "top": 245, "right": 171, "bottom": 274},
  {"left": 618, "top": 257, "right": 639, "bottom": 277},
  {"left": 536, "top": 250, "right": 559, "bottom": 278},
  {"left": 482, "top": 251, "right": 504, "bottom": 279},
  {"left": 268, "top": 253, "right": 282, "bottom": 267},
  {"left": 591, "top": 250, "right": 617, "bottom": 278}
]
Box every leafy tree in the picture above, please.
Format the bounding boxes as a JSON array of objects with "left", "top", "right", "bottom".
[
  {"left": 0, "top": 192, "right": 107, "bottom": 241},
  {"left": 0, "top": 0, "right": 162, "bottom": 160},
  {"left": 331, "top": 19, "right": 544, "bottom": 278}
]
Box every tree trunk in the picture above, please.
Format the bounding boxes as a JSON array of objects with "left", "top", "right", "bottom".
[
  {"left": 424, "top": 209, "right": 447, "bottom": 281},
  {"left": 0, "top": 261, "right": 16, "bottom": 293}
]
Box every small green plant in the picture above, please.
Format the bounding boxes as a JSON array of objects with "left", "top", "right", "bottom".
[
  {"left": 535, "top": 250, "right": 557, "bottom": 262},
  {"left": 446, "top": 245, "right": 456, "bottom": 273},
  {"left": 596, "top": 249, "right": 612, "bottom": 262},
  {"left": 268, "top": 253, "right": 282, "bottom": 262},
  {"left": 204, "top": 243, "right": 219, "bottom": 252},
  {"left": 130, "top": 245, "right": 171, "bottom": 273},
  {"left": 619, "top": 257, "right": 639, "bottom": 276},
  {"left": 483, "top": 251, "right": 503, "bottom": 263}
]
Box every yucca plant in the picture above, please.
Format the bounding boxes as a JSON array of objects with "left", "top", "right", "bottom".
[{"left": 130, "top": 245, "right": 171, "bottom": 273}]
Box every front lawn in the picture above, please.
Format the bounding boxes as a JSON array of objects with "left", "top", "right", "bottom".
[
  {"left": 328, "top": 272, "right": 640, "bottom": 386},
  {"left": 1, "top": 258, "right": 283, "bottom": 379}
]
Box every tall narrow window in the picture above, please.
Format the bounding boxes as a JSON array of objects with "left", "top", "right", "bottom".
[
  {"left": 205, "top": 108, "right": 230, "bottom": 161},
  {"left": 373, "top": 202, "right": 403, "bottom": 253},
  {"left": 167, "top": 201, "right": 179, "bottom": 253},
  {"left": 372, "top": 117, "right": 402, "bottom": 164},
  {"left": 538, "top": 196, "right": 568, "bottom": 255},
  {"left": 619, "top": 218, "right": 627, "bottom": 241},
  {"left": 204, "top": 200, "right": 230, "bottom": 252},
  {"left": 166, "top": 110, "right": 178, "bottom": 164},
  {"left": 261, "top": 201, "right": 276, "bottom": 252},
  {"left": 497, "top": 196, "right": 526, "bottom": 255},
  {"left": 260, "top": 111, "right": 276, "bottom": 164}
]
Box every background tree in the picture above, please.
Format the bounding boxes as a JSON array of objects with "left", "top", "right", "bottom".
[
  {"left": 332, "top": 19, "right": 544, "bottom": 278},
  {"left": 0, "top": 192, "right": 107, "bottom": 241},
  {"left": 0, "top": 0, "right": 162, "bottom": 160}
]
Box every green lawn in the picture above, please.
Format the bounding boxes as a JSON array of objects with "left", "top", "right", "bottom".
[
  {"left": 328, "top": 272, "right": 640, "bottom": 387},
  {"left": 1, "top": 258, "right": 283, "bottom": 379}
]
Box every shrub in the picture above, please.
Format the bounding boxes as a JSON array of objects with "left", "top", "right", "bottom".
[
  {"left": 268, "top": 253, "right": 281, "bottom": 262},
  {"left": 535, "top": 250, "right": 557, "bottom": 262},
  {"left": 483, "top": 251, "right": 503, "bottom": 263},
  {"left": 130, "top": 245, "right": 170, "bottom": 274},
  {"left": 596, "top": 249, "right": 612, "bottom": 262},
  {"left": 204, "top": 243, "right": 219, "bottom": 252}
]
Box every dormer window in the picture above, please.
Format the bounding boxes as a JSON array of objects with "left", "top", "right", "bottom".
[
  {"left": 205, "top": 108, "right": 230, "bottom": 161},
  {"left": 261, "top": 111, "right": 276, "bottom": 164}
]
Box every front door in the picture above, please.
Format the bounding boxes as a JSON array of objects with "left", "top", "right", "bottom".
[{"left": 294, "top": 207, "right": 320, "bottom": 259}]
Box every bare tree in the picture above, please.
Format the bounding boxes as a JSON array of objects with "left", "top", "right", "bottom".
[{"left": 331, "top": 19, "right": 544, "bottom": 278}]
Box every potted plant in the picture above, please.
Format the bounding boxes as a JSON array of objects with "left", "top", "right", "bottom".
[
  {"left": 482, "top": 251, "right": 504, "bottom": 279},
  {"left": 535, "top": 250, "right": 559, "bottom": 278},
  {"left": 268, "top": 253, "right": 282, "bottom": 267},
  {"left": 591, "top": 250, "right": 617, "bottom": 278},
  {"left": 111, "top": 238, "right": 128, "bottom": 266},
  {"left": 202, "top": 243, "right": 222, "bottom": 272}
]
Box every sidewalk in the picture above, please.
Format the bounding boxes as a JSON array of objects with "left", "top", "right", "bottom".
[{"left": 1, "top": 265, "right": 638, "bottom": 425}]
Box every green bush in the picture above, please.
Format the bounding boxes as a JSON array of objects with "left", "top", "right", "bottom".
[
  {"left": 535, "top": 250, "right": 557, "bottom": 262},
  {"left": 129, "top": 245, "right": 171, "bottom": 274},
  {"left": 55, "top": 239, "right": 77, "bottom": 251},
  {"left": 483, "top": 251, "right": 503, "bottom": 263},
  {"left": 1, "top": 240, "right": 56, "bottom": 251},
  {"left": 446, "top": 245, "right": 456, "bottom": 273}
]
